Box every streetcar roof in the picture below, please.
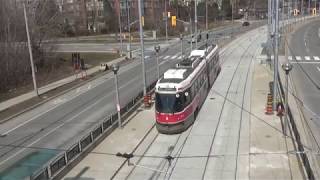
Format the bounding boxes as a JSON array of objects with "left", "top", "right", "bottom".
[
  {"left": 156, "top": 44, "right": 218, "bottom": 92},
  {"left": 190, "top": 50, "right": 205, "bottom": 57},
  {"left": 163, "top": 69, "right": 187, "bottom": 79}
]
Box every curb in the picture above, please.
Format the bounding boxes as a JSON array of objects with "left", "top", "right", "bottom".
[{"left": 0, "top": 57, "right": 127, "bottom": 125}]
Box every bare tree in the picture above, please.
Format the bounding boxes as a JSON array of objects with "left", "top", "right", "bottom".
[{"left": 0, "top": 0, "right": 62, "bottom": 94}]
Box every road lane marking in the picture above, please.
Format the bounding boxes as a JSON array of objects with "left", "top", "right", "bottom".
[
  {"left": 305, "top": 56, "right": 311, "bottom": 61},
  {"left": 0, "top": 76, "right": 139, "bottom": 165},
  {"left": 295, "top": 56, "right": 302, "bottom": 61},
  {"left": 314, "top": 56, "right": 320, "bottom": 61},
  {"left": 88, "top": 84, "right": 92, "bottom": 90},
  {"left": 145, "top": 56, "right": 150, "bottom": 59},
  {"left": 164, "top": 56, "right": 170, "bottom": 59},
  {"left": 317, "top": 67, "right": 320, "bottom": 72},
  {"left": 1, "top": 77, "right": 114, "bottom": 136},
  {"left": 178, "top": 55, "right": 182, "bottom": 59},
  {"left": 288, "top": 56, "right": 293, "bottom": 61},
  {"left": 291, "top": 61, "right": 320, "bottom": 64},
  {"left": 159, "top": 56, "right": 164, "bottom": 59},
  {"left": 171, "top": 55, "right": 177, "bottom": 59},
  {"left": 52, "top": 98, "right": 66, "bottom": 105},
  {"left": 0, "top": 123, "right": 65, "bottom": 166}
]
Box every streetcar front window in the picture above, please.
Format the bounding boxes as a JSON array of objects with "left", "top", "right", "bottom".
[{"left": 155, "top": 93, "right": 185, "bottom": 113}]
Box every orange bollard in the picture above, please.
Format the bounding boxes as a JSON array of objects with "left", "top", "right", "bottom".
[
  {"left": 265, "top": 94, "right": 274, "bottom": 115},
  {"left": 144, "top": 95, "right": 151, "bottom": 108}
]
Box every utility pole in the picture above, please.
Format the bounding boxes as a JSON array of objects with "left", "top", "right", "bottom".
[
  {"left": 165, "top": 0, "right": 168, "bottom": 42},
  {"left": 127, "top": 0, "right": 132, "bottom": 59},
  {"left": 118, "top": 0, "right": 123, "bottom": 56},
  {"left": 273, "top": 0, "right": 280, "bottom": 111},
  {"left": 138, "top": 0, "right": 146, "bottom": 96},
  {"left": 195, "top": 0, "right": 198, "bottom": 49},
  {"left": 24, "top": 3, "right": 38, "bottom": 97}
]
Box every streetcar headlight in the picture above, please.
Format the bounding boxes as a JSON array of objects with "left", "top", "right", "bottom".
[
  {"left": 176, "top": 94, "right": 180, "bottom": 98},
  {"left": 185, "top": 92, "right": 189, "bottom": 97}
]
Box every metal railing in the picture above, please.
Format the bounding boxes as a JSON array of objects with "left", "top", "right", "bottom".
[
  {"left": 277, "top": 73, "right": 315, "bottom": 180},
  {"left": 29, "top": 80, "right": 157, "bottom": 180}
]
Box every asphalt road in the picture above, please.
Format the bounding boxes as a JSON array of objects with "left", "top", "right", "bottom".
[
  {"left": 0, "top": 23, "right": 258, "bottom": 179},
  {"left": 289, "top": 19, "right": 320, "bottom": 120},
  {"left": 288, "top": 18, "right": 320, "bottom": 161}
]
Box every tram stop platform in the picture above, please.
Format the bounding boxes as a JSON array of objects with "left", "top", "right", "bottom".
[
  {"left": 62, "top": 63, "right": 304, "bottom": 180},
  {"left": 62, "top": 62, "right": 305, "bottom": 180},
  {"left": 63, "top": 30, "right": 305, "bottom": 180}
]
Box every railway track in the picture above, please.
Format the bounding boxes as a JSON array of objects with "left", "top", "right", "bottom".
[{"left": 110, "top": 27, "right": 270, "bottom": 180}]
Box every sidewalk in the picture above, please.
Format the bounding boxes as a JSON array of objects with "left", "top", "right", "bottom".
[
  {"left": 0, "top": 42, "right": 173, "bottom": 115},
  {"left": 0, "top": 56, "right": 126, "bottom": 113},
  {"left": 61, "top": 52, "right": 305, "bottom": 180},
  {"left": 250, "top": 62, "right": 303, "bottom": 179}
]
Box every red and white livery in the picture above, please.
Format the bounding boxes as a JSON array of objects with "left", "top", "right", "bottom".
[{"left": 155, "top": 44, "right": 221, "bottom": 134}]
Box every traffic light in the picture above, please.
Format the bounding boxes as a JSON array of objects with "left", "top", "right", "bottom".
[{"left": 172, "top": 16, "right": 176, "bottom": 27}]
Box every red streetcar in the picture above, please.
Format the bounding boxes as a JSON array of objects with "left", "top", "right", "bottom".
[{"left": 155, "top": 44, "right": 221, "bottom": 134}]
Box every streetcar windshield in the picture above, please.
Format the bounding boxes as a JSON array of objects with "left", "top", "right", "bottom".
[{"left": 155, "top": 93, "right": 185, "bottom": 113}]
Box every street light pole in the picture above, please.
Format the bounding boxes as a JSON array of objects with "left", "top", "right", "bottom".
[
  {"left": 155, "top": 45, "right": 160, "bottom": 79},
  {"left": 180, "top": 34, "right": 183, "bottom": 57},
  {"left": 308, "top": 0, "right": 311, "bottom": 15},
  {"left": 195, "top": 0, "right": 198, "bottom": 49},
  {"left": 273, "top": 0, "right": 279, "bottom": 111},
  {"left": 205, "top": 0, "right": 208, "bottom": 30},
  {"left": 231, "top": 0, "right": 234, "bottom": 37},
  {"left": 23, "top": 3, "right": 38, "bottom": 97},
  {"left": 127, "top": 0, "right": 132, "bottom": 59},
  {"left": 165, "top": 0, "right": 168, "bottom": 42},
  {"left": 138, "top": 0, "right": 147, "bottom": 96},
  {"left": 118, "top": 0, "right": 123, "bottom": 56},
  {"left": 282, "top": 62, "right": 293, "bottom": 136},
  {"left": 190, "top": 5, "right": 193, "bottom": 51},
  {"left": 111, "top": 64, "right": 122, "bottom": 128}
]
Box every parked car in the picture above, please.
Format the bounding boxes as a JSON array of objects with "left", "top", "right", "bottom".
[{"left": 242, "top": 21, "right": 250, "bottom": 26}]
